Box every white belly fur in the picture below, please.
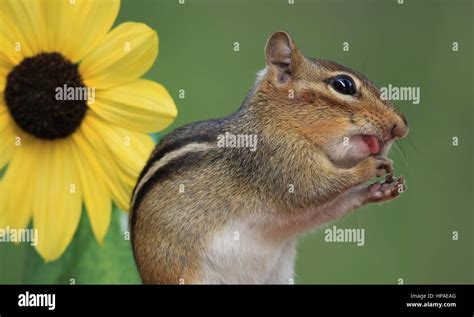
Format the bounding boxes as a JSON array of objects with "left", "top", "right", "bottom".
[{"left": 200, "top": 219, "right": 297, "bottom": 284}]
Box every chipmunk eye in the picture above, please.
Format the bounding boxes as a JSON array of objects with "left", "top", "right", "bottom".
[{"left": 331, "top": 75, "right": 356, "bottom": 95}]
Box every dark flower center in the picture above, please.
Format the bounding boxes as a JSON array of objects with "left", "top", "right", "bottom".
[{"left": 4, "top": 52, "right": 88, "bottom": 139}]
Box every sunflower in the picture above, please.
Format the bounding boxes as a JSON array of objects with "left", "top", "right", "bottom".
[{"left": 0, "top": 0, "right": 177, "bottom": 261}]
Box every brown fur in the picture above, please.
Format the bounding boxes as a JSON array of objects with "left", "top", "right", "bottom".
[{"left": 131, "top": 32, "right": 408, "bottom": 284}]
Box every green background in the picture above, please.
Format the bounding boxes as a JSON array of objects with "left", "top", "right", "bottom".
[{"left": 0, "top": 0, "right": 472, "bottom": 284}]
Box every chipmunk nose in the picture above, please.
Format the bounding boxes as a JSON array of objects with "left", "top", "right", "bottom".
[{"left": 391, "top": 114, "right": 408, "bottom": 138}]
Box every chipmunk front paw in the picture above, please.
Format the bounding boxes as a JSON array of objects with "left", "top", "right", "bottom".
[
  {"left": 374, "top": 156, "right": 393, "bottom": 177},
  {"left": 366, "top": 175, "right": 406, "bottom": 203}
]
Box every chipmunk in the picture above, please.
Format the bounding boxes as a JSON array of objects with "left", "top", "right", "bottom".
[{"left": 130, "top": 31, "right": 408, "bottom": 284}]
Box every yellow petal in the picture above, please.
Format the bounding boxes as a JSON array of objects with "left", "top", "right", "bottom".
[
  {"left": 71, "top": 135, "right": 112, "bottom": 244},
  {"left": 0, "top": 115, "right": 16, "bottom": 169},
  {"left": 0, "top": 0, "right": 120, "bottom": 64},
  {"left": 110, "top": 129, "right": 154, "bottom": 190},
  {"left": 90, "top": 79, "right": 177, "bottom": 133},
  {"left": 0, "top": 103, "right": 33, "bottom": 169},
  {"left": 40, "top": 0, "right": 120, "bottom": 62},
  {"left": 79, "top": 22, "right": 158, "bottom": 89},
  {"left": 0, "top": 48, "right": 15, "bottom": 92},
  {"left": 0, "top": 101, "right": 8, "bottom": 130},
  {"left": 33, "top": 139, "right": 82, "bottom": 262},
  {"left": 0, "top": 0, "right": 44, "bottom": 60},
  {"left": 73, "top": 117, "right": 130, "bottom": 211},
  {"left": 0, "top": 136, "right": 35, "bottom": 230},
  {"left": 0, "top": 181, "right": 5, "bottom": 229},
  {"left": 86, "top": 114, "right": 154, "bottom": 184},
  {"left": 37, "top": 0, "right": 72, "bottom": 55}
]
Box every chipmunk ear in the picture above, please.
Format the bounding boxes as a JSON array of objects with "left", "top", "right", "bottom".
[{"left": 265, "top": 31, "right": 303, "bottom": 83}]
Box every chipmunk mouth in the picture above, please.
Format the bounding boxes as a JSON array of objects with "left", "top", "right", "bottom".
[
  {"left": 349, "top": 134, "right": 383, "bottom": 156},
  {"left": 328, "top": 133, "right": 392, "bottom": 168},
  {"left": 361, "top": 135, "right": 380, "bottom": 155},
  {"left": 358, "top": 134, "right": 396, "bottom": 158}
]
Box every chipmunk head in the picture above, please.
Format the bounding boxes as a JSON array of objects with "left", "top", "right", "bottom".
[{"left": 255, "top": 31, "right": 408, "bottom": 167}]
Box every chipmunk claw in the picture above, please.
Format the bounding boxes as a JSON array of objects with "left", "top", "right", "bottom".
[
  {"left": 374, "top": 156, "right": 393, "bottom": 177},
  {"left": 367, "top": 175, "right": 405, "bottom": 203}
]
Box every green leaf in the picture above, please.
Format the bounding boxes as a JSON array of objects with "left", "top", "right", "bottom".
[{"left": 23, "top": 207, "right": 141, "bottom": 284}]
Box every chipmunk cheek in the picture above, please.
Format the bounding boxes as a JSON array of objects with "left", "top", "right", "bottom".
[{"left": 324, "top": 134, "right": 374, "bottom": 168}]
